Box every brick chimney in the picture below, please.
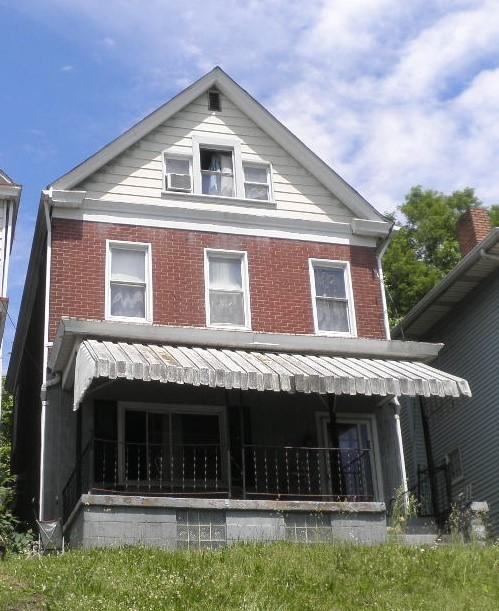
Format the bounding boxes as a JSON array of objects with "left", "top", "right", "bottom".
[{"left": 456, "top": 208, "right": 492, "bottom": 256}]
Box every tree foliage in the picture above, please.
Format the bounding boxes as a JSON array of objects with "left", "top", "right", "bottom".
[
  {"left": 384, "top": 186, "right": 497, "bottom": 325},
  {"left": 0, "top": 382, "right": 34, "bottom": 554}
]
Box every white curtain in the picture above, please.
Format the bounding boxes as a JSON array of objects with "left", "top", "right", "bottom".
[
  {"left": 209, "top": 257, "right": 242, "bottom": 290},
  {"left": 316, "top": 299, "right": 349, "bottom": 332},
  {"left": 111, "top": 249, "right": 145, "bottom": 283}
]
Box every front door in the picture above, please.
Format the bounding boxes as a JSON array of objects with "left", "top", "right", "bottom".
[{"left": 320, "top": 417, "right": 377, "bottom": 501}]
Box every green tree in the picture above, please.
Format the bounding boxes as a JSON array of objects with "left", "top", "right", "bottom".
[
  {"left": 489, "top": 205, "right": 499, "bottom": 227},
  {"left": 0, "top": 382, "right": 34, "bottom": 554},
  {"left": 384, "top": 186, "right": 488, "bottom": 325}
]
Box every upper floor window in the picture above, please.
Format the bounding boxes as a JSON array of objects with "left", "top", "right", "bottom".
[
  {"left": 243, "top": 163, "right": 271, "bottom": 201},
  {"left": 106, "top": 241, "right": 152, "bottom": 322},
  {"left": 163, "top": 135, "right": 273, "bottom": 203},
  {"left": 205, "top": 249, "right": 251, "bottom": 329},
  {"left": 309, "top": 259, "right": 356, "bottom": 337},
  {"left": 200, "top": 148, "right": 234, "bottom": 197},
  {"left": 164, "top": 156, "right": 192, "bottom": 193}
]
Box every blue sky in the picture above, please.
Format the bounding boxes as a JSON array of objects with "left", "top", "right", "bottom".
[{"left": 2, "top": 0, "right": 499, "bottom": 368}]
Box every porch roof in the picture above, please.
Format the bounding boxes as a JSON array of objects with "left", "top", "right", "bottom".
[{"left": 73, "top": 339, "right": 471, "bottom": 409}]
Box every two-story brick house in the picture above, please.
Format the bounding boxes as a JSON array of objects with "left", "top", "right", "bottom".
[{"left": 7, "top": 68, "right": 470, "bottom": 548}]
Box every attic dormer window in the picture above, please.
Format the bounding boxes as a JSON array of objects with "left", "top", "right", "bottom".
[{"left": 208, "top": 90, "right": 221, "bottom": 112}]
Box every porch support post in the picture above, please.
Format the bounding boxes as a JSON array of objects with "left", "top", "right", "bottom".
[{"left": 391, "top": 397, "right": 409, "bottom": 510}]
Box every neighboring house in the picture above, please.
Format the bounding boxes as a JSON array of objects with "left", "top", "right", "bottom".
[
  {"left": 394, "top": 208, "right": 499, "bottom": 535},
  {"left": 7, "top": 68, "right": 470, "bottom": 549},
  {"left": 0, "top": 170, "right": 20, "bottom": 407}
]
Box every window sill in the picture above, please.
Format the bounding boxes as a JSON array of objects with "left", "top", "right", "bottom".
[
  {"left": 207, "top": 323, "right": 252, "bottom": 332},
  {"left": 315, "top": 330, "right": 357, "bottom": 339},
  {"left": 161, "top": 190, "right": 276, "bottom": 209},
  {"left": 106, "top": 316, "right": 153, "bottom": 325}
]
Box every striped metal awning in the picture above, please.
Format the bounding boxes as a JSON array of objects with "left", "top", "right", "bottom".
[{"left": 72, "top": 339, "right": 471, "bottom": 409}]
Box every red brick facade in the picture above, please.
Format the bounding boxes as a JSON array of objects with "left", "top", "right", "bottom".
[
  {"left": 456, "top": 208, "right": 492, "bottom": 256},
  {"left": 49, "top": 219, "right": 387, "bottom": 341}
]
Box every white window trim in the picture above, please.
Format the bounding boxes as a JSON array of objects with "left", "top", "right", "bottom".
[
  {"left": 204, "top": 248, "right": 251, "bottom": 331},
  {"left": 162, "top": 152, "right": 193, "bottom": 193},
  {"left": 193, "top": 134, "right": 244, "bottom": 199},
  {"left": 242, "top": 160, "right": 274, "bottom": 203},
  {"left": 309, "top": 258, "right": 357, "bottom": 338},
  {"left": 105, "top": 240, "right": 153, "bottom": 324},
  {"left": 315, "top": 412, "right": 384, "bottom": 502}
]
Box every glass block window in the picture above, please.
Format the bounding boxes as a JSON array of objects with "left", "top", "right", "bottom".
[
  {"left": 176, "top": 510, "right": 226, "bottom": 550},
  {"left": 284, "top": 512, "right": 333, "bottom": 543}
]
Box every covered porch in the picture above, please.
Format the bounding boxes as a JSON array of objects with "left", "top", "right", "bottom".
[{"left": 44, "top": 321, "right": 470, "bottom": 548}]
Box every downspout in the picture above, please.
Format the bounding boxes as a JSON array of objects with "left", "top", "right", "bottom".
[
  {"left": 39, "top": 192, "right": 55, "bottom": 521},
  {"left": 376, "top": 224, "right": 396, "bottom": 340},
  {"left": 391, "top": 396, "right": 408, "bottom": 510}
]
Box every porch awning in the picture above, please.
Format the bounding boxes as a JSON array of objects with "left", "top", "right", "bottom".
[{"left": 72, "top": 339, "right": 471, "bottom": 409}]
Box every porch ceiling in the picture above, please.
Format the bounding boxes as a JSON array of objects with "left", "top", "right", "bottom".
[{"left": 72, "top": 339, "right": 471, "bottom": 409}]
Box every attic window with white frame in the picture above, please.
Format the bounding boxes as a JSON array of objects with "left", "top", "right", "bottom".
[
  {"left": 205, "top": 250, "right": 250, "bottom": 329},
  {"left": 310, "top": 260, "right": 356, "bottom": 336},
  {"left": 200, "top": 148, "right": 234, "bottom": 197},
  {"left": 243, "top": 163, "right": 270, "bottom": 201},
  {"left": 107, "top": 242, "right": 152, "bottom": 322},
  {"left": 164, "top": 155, "right": 192, "bottom": 192}
]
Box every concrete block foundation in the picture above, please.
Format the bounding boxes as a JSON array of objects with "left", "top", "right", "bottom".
[{"left": 65, "top": 495, "right": 387, "bottom": 549}]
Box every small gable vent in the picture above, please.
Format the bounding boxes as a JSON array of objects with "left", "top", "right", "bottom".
[
  {"left": 166, "top": 173, "right": 192, "bottom": 192},
  {"left": 208, "top": 90, "right": 221, "bottom": 112}
]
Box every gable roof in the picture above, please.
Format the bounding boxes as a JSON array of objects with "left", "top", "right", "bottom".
[
  {"left": 51, "top": 67, "right": 386, "bottom": 223},
  {"left": 393, "top": 228, "right": 499, "bottom": 339}
]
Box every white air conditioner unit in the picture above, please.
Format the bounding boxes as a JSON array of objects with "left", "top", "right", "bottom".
[{"left": 166, "top": 173, "right": 191, "bottom": 192}]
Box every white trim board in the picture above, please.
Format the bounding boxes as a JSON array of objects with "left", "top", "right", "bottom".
[
  {"left": 53, "top": 202, "right": 379, "bottom": 248},
  {"left": 49, "top": 67, "right": 387, "bottom": 224}
]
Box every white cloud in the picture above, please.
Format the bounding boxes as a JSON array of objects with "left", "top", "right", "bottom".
[
  {"left": 15, "top": 0, "right": 499, "bottom": 211},
  {"left": 60, "top": 64, "right": 74, "bottom": 72}
]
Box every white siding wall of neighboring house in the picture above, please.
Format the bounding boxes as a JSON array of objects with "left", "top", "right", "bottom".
[
  {"left": 0, "top": 200, "right": 6, "bottom": 296},
  {"left": 77, "top": 92, "right": 354, "bottom": 225}
]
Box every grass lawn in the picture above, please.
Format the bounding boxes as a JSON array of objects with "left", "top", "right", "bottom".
[{"left": 0, "top": 543, "right": 498, "bottom": 610}]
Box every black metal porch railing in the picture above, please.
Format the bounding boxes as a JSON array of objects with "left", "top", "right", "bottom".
[
  {"left": 62, "top": 441, "right": 92, "bottom": 524},
  {"left": 242, "top": 445, "right": 374, "bottom": 501},
  {"left": 62, "top": 440, "right": 375, "bottom": 522},
  {"left": 92, "top": 438, "right": 228, "bottom": 496}
]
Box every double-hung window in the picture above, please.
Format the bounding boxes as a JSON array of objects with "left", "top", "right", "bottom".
[
  {"left": 163, "top": 134, "right": 274, "bottom": 203},
  {"left": 309, "top": 259, "right": 356, "bottom": 336},
  {"left": 205, "top": 250, "right": 250, "bottom": 329},
  {"left": 164, "top": 156, "right": 192, "bottom": 192},
  {"left": 200, "top": 148, "right": 234, "bottom": 197},
  {"left": 107, "top": 242, "right": 152, "bottom": 322},
  {"left": 243, "top": 163, "right": 271, "bottom": 201}
]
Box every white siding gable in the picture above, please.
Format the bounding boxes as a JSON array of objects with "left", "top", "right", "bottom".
[{"left": 77, "top": 92, "right": 355, "bottom": 224}]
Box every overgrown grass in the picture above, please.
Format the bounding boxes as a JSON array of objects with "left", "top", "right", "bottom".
[{"left": 0, "top": 543, "right": 498, "bottom": 610}]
